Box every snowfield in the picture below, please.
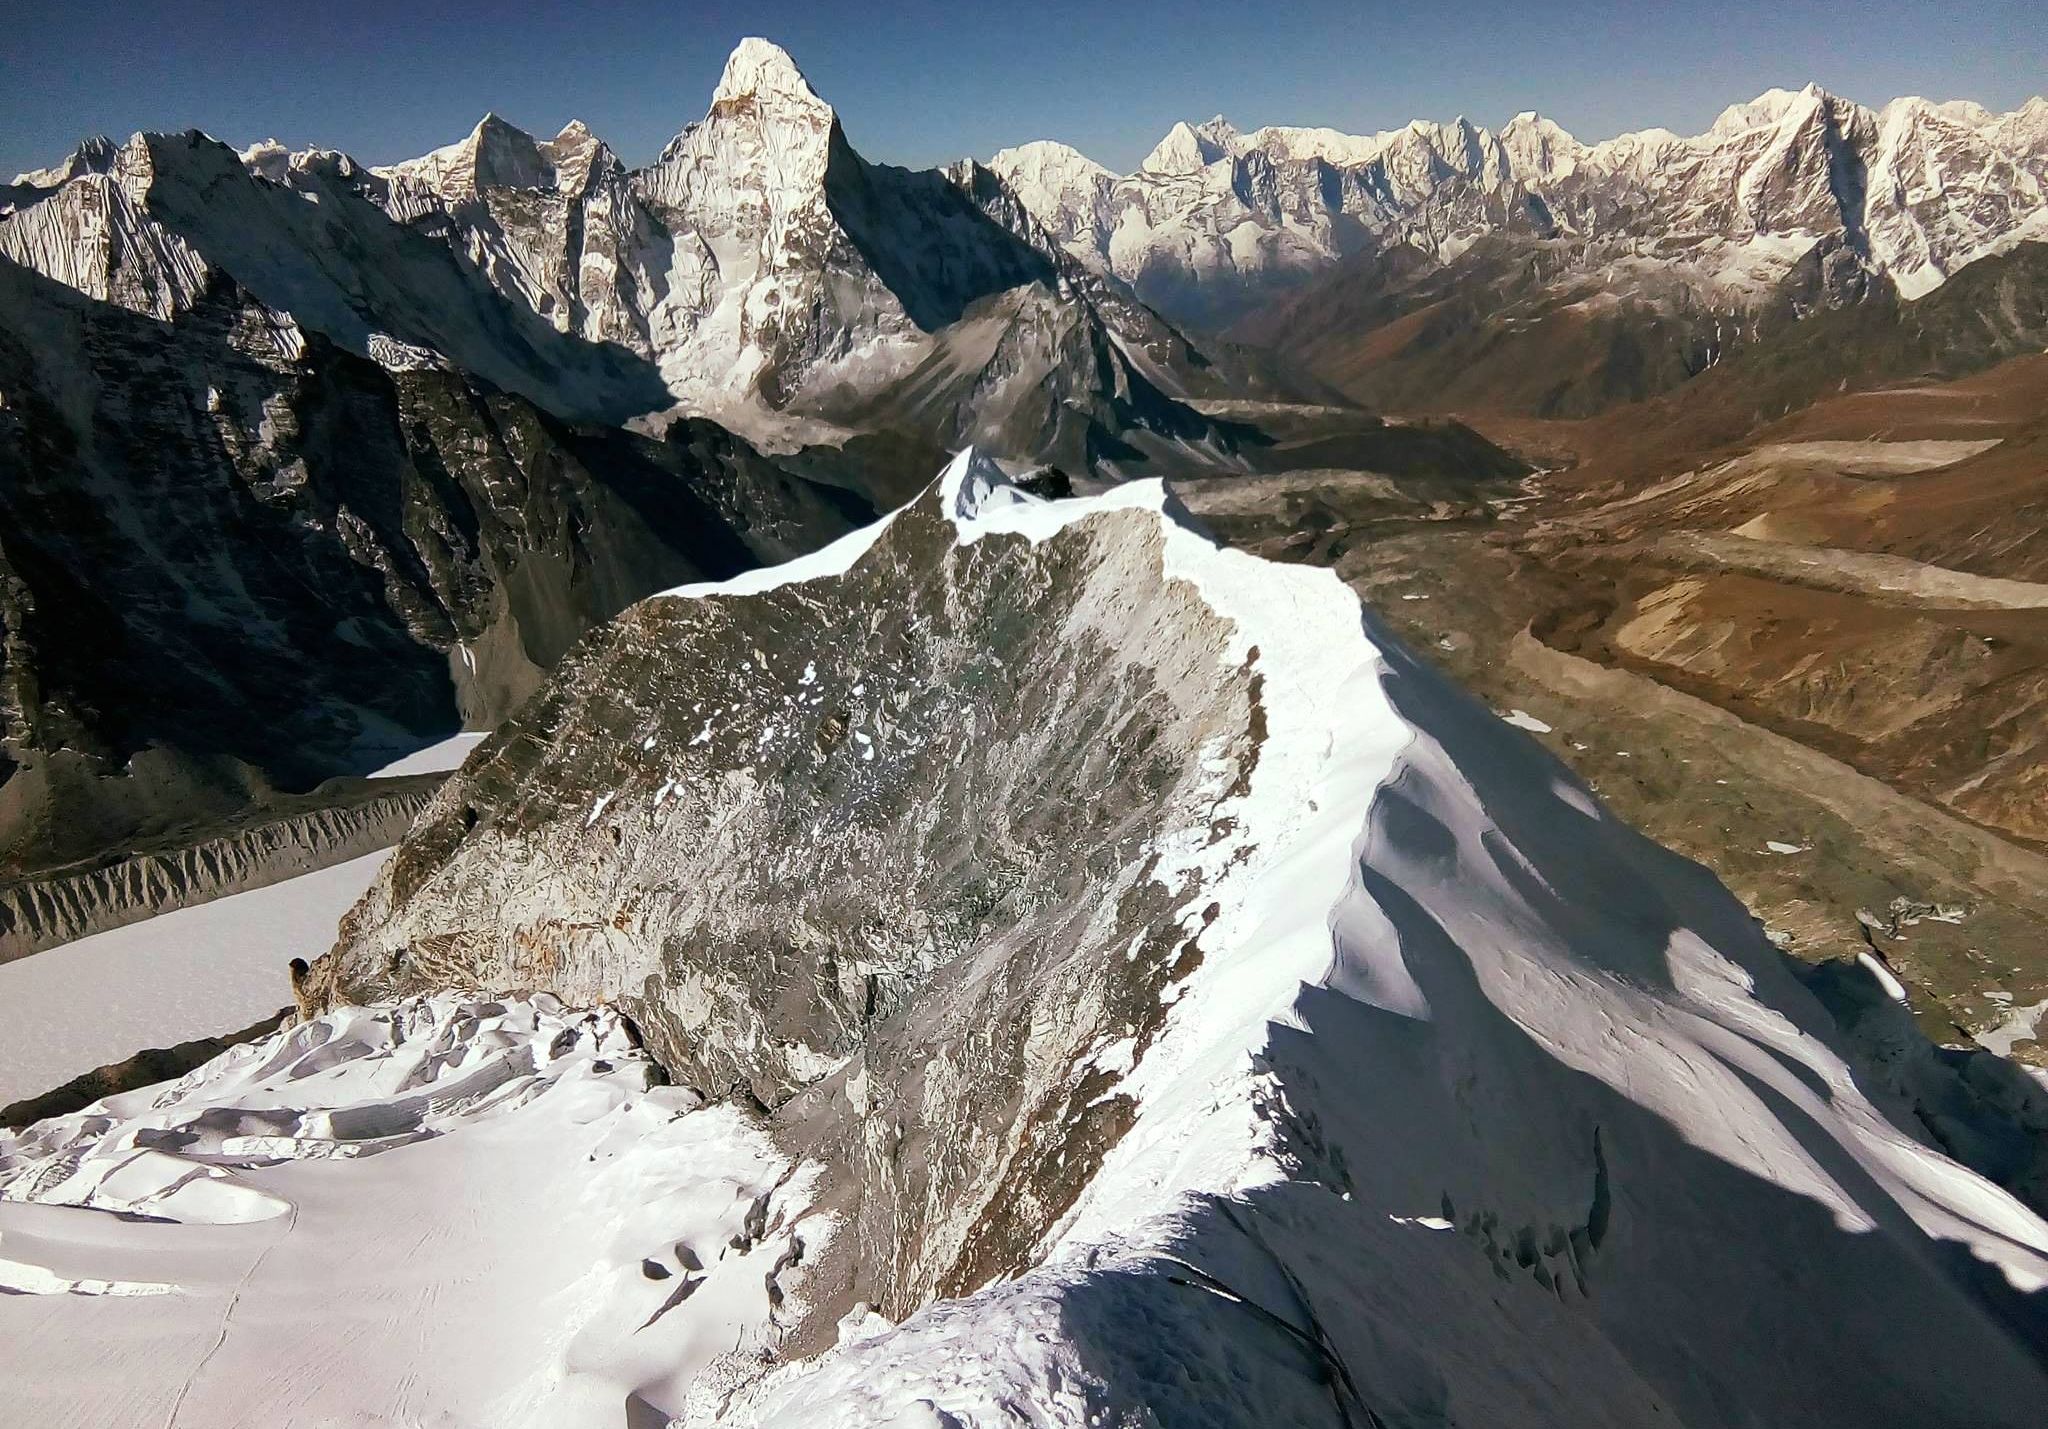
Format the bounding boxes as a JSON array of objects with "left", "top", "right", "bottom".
[
  {"left": 365, "top": 730, "right": 488, "bottom": 778},
  {"left": 0, "top": 851, "right": 391, "bottom": 1108},
  {"left": 0, "top": 734, "right": 481, "bottom": 1109},
  {"left": 0, "top": 995, "right": 811, "bottom": 1426},
  {"left": 4, "top": 452, "right": 2047, "bottom": 1425}
]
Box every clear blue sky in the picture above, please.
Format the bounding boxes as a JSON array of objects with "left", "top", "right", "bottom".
[{"left": 3, "top": 0, "right": 2042, "bottom": 179}]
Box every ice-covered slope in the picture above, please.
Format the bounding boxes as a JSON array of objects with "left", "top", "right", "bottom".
[
  {"left": 2, "top": 450, "right": 2021, "bottom": 1423},
  {"left": 0, "top": 129, "right": 673, "bottom": 423},
  {"left": 993, "top": 84, "right": 2048, "bottom": 328}
]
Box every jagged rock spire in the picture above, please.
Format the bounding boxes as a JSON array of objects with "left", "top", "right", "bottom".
[{"left": 711, "top": 37, "right": 833, "bottom": 119}]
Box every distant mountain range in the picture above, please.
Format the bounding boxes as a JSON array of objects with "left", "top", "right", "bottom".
[
  {"left": 13, "top": 43, "right": 2045, "bottom": 440},
  {"left": 4, "top": 36, "right": 2044, "bottom": 883},
  {"left": 0, "top": 39, "right": 1302, "bottom": 475},
  {"left": 994, "top": 86, "right": 2048, "bottom": 330}
]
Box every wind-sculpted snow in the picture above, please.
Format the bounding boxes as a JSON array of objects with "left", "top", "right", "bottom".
[
  {"left": 0, "top": 994, "right": 821, "bottom": 1424},
  {"left": 6, "top": 451, "right": 2047, "bottom": 1424},
  {"left": 291, "top": 450, "right": 2048, "bottom": 1422}
]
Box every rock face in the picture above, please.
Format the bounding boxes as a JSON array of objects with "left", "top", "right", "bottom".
[
  {"left": 313, "top": 453, "right": 1253, "bottom": 1220},
  {"left": 993, "top": 85, "right": 2048, "bottom": 333},
  {"left": 296, "top": 452, "right": 2048, "bottom": 1425},
  {"left": 0, "top": 255, "right": 871, "bottom": 875},
  {"left": 372, "top": 39, "right": 1261, "bottom": 469},
  {"left": 0, "top": 127, "right": 673, "bottom": 424}
]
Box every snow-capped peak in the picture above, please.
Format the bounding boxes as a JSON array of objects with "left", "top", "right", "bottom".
[
  {"left": 639, "top": 36, "right": 840, "bottom": 214},
  {"left": 11, "top": 135, "right": 118, "bottom": 189},
  {"left": 711, "top": 36, "right": 831, "bottom": 119},
  {"left": 938, "top": 446, "right": 1040, "bottom": 525},
  {"left": 537, "top": 119, "right": 614, "bottom": 195},
  {"left": 1498, "top": 110, "right": 1581, "bottom": 181},
  {"left": 1710, "top": 82, "right": 1834, "bottom": 134},
  {"left": 1925, "top": 97, "right": 1995, "bottom": 128},
  {"left": 984, "top": 140, "right": 1120, "bottom": 258},
  {"left": 1991, "top": 97, "right": 2048, "bottom": 179},
  {"left": 984, "top": 74, "right": 2048, "bottom": 329},
  {"left": 372, "top": 112, "right": 556, "bottom": 199},
  {"left": 1141, "top": 118, "right": 1233, "bottom": 174},
  {"left": 237, "top": 138, "right": 291, "bottom": 183},
  {"left": 1240, "top": 124, "right": 1386, "bottom": 166},
  {"left": 987, "top": 139, "right": 1114, "bottom": 186}
]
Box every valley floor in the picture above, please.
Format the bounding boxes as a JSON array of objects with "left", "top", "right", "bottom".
[{"left": 1174, "top": 365, "right": 2048, "bottom": 1064}]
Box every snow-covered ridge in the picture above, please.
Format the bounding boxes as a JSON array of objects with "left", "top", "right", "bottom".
[
  {"left": 710, "top": 34, "right": 834, "bottom": 115},
  {"left": 714, "top": 460, "right": 2048, "bottom": 1425},
  {"left": 720, "top": 453, "right": 2048, "bottom": 1424},
  {"left": 16, "top": 451, "right": 2043, "bottom": 1422}
]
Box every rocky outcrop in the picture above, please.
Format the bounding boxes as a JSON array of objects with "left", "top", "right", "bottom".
[
  {"left": 311, "top": 453, "right": 1260, "bottom": 1311},
  {"left": 291, "top": 451, "right": 2048, "bottom": 1425}
]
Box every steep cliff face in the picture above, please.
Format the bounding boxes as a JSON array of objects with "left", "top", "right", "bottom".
[
  {"left": 0, "top": 129, "right": 673, "bottom": 424},
  {"left": 370, "top": 114, "right": 671, "bottom": 361},
  {"left": 280, "top": 452, "right": 2048, "bottom": 1426},
  {"left": 369, "top": 39, "right": 1258, "bottom": 469},
  {"left": 0, "top": 258, "right": 871, "bottom": 875}
]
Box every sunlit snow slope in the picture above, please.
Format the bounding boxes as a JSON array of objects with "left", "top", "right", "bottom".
[
  {"left": 0, "top": 852, "right": 389, "bottom": 1107},
  {"left": 0, "top": 738, "right": 483, "bottom": 1109},
  {"left": 4, "top": 453, "right": 2046, "bottom": 1427}
]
